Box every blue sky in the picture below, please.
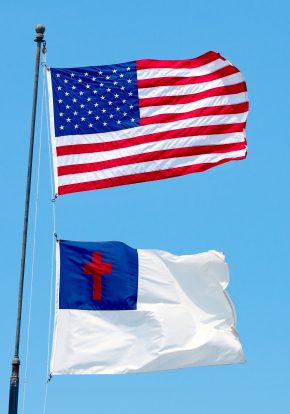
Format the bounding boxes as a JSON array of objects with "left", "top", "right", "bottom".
[{"left": 1, "top": 0, "right": 289, "bottom": 413}]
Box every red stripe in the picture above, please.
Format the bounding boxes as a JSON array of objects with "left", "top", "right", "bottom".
[
  {"left": 139, "top": 82, "right": 247, "bottom": 108},
  {"left": 58, "top": 154, "right": 246, "bottom": 195},
  {"left": 137, "top": 65, "right": 239, "bottom": 89},
  {"left": 56, "top": 123, "right": 246, "bottom": 156},
  {"left": 136, "top": 52, "right": 220, "bottom": 70},
  {"left": 58, "top": 141, "right": 246, "bottom": 176},
  {"left": 140, "top": 102, "right": 249, "bottom": 126}
]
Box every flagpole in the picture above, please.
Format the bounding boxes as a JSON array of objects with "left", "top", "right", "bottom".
[{"left": 8, "top": 24, "right": 46, "bottom": 414}]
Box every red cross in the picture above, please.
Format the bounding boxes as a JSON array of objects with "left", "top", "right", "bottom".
[{"left": 83, "top": 252, "right": 112, "bottom": 301}]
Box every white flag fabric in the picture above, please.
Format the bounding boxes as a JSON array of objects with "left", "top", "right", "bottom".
[{"left": 50, "top": 240, "right": 244, "bottom": 375}]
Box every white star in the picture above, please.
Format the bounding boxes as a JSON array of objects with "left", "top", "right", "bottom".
[
  {"left": 113, "top": 81, "right": 118, "bottom": 85},
  {"left": 106, "top": 76, "right": 110, "bottom": 80},
  {"left": 126, "top": 67, "right": 131, "bottom": 71},
  {"left": 108, "top": 101, "right": 112, "bottom": 105},
  {"left": 64, "top": 79, "right": 68, "bottom": 83},
  {"left": 123, "top": 112, "right": 127, "bottom": 116},
  {"left": 103, "top": 122, "right": 107, "bottom": 126},
  {"left": 89, "top": 123, "right": 93, "bottom": 127},
  {"left": 66, "top": 105, "right": 70, "bottom": 109},
  {"left": 94, "top": 103, "right": 99, "bottom": 107},
  {"left": 122, "top": 99, "right": 126, "bottom": 103},
  {"left": 128, "top": 92, "right": 133, "bottom": 96},
  {"left": 59, "top": 112, "right": 64, "bottom": 117},
  {"left": 78, "top": 79, "right": 82, "bottom": 83},
  {"left": 87, "top": 97, "right": 91, "bottom": 102},
  {"left": 106, "top": 88, "right": 111, "bottom": 92},
  {"left": 117, "top": 120, "right": 121, "bottom": 124},
  {"left": 73, "top": 111, "right": 78, "bottom": 116},
  {"left": 127, "top": 79, "right": 132, "bottom": 83},
  {"left": 116, "top": 107, "right": 120, "bottom": 111},
  {"left": 58, "top": 99, "right": 63, "bottom": 103},
  {"left": 98, "top": 70, "right": 103, "bottom": 75},
  {"left": 86, "top": 84, "right": 90, "bottom": 89},
  {"left": 80, "top": 104, "right": 85, "bottom": 108},
  {"left": 60, "top": 125, "right": 64, "bottom": 130},
  {"left": 101, "top": 95, "right": 105, "bottom": 100},
  {"left": 129, "top": 105, "right": 133, "bottom": 109},
  {"left": 65, "top": 92, "right": 69, "bottom": 96},
  {"left": 112, "top": 69, "right": 117, "bottom": 73},
  {"left": 72, "top": 98, "right": 77, "bottom": 102},
  {"left": 70, "top": 73, "right": 75, "bottom": 77},
  {"left": 74, "top": 124, "right": 78, "bottom": 129},
  {"left": 72, "top": 85, "right": 76, "bottom": 90},
  {"left": 84, "top": 72, "right": 88, "bottom": 76},
  {"left": 95, "top": 115, "right": 100, "bottom": 120},
  {"left": 79, "top": 91, "right": 84, "bottom": 95},
  {"left": 66, "top": 118, "right": 71, "bottom": 122},
  {"left": 93, "top": 90, "right": 98, "bottom": 94},
  {"left": 131, "top": 118, "right": 135, "bottom": 122},
  {"left": 102, "top": 109, "right": 106, "bottom": 113},
  {"left": 92, "top": 77, "right": 96, "bottom": 81},
  {"left": 100, "top": 83, "right": 104, "bottom": 87},
  {"left": 81, "top": 117, "right": 86, "bottom": 121},
  {"left": 119, "top": 73, "right": 124, "bottom": 78},
  {"left": 56, "top": 73, "right": 61, "bottom": 77},
  {"left": 109, "top": 114, "right": 114, "bottom": 118},
  {"left": 114, "top": 94, "right": 119, "bottom": 98},
  {"left": 88, "top": 110, "right": 92, "bottom": 114},
  {"left": 120, "top": 86, "right": 125, "bottom": 91},
  {"left": 57, "top": 86, "right": 62, "bottom": 90}
]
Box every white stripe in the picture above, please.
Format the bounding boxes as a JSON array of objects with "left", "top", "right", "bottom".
[
  {"left": 138, "top": 72, "right": 245, "bottom": 98},
  {"left": 56, "top": 112, "right": 248, "bottom": 147},
  {"left": 137, "top": 59, "right": 229, "bottom": 79},
  {"left": 140, "top": 92, "right": 248, "bottom": 118},
  {"left": 57, "top": 133, "right": 245, "bottom": 167},
  {"left": 58, "top": 149, "right": 246, "bottom": 186}
]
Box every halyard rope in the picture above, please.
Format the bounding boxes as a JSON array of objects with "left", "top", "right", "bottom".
[
  {"left": 21, "top": 52, "right": 46, "bottom": 414},
  {"left": 42, "top": 55, "right": 57, "bottom": 414}
]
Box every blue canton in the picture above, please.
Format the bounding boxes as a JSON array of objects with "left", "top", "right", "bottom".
[
  {"left": 59, "top": 240, "right": 138, "bottom": 311},
  {"left": 50, "top": 61, "right": 140, "bottom": 137}
]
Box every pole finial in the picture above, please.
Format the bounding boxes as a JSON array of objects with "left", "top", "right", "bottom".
[{"left": 35, "top": 24, "right": 45, "bottom": 42}]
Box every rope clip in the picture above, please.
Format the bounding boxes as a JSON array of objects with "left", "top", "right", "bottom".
[{"left": 42, "top": 40, "right": 47, "bottom": 55}]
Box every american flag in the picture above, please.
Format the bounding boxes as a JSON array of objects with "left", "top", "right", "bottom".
[{"left": 47, "top": 51, "right": 248, "bottom": 196}]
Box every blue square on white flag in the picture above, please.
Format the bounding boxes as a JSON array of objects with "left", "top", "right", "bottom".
[{"left": 59, "top": 240, "right": 138, "bottom": 310}]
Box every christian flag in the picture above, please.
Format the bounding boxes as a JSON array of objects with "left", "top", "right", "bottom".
[
  {"left": 47, "top": 51, "right": 248, "bottom": 196},
  {"left": 50, "top": 240, "right": 244, "bottom": 375}
]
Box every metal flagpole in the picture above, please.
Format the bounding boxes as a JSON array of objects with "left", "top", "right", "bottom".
[{"left": 8, "top": 24, "right": 46, "bottom": 414}]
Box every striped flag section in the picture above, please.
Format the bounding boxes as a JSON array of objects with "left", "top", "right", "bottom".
[{"left": 47, "top": 51, "right": 248, "bottom": 196}]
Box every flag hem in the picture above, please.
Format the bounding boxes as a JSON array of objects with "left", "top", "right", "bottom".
[
  {"left": 46, "top": 68, "right": 59, "bottom": 196},
  {"left": 50, "top": 240, "right": 60, "bottom": 375}
]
